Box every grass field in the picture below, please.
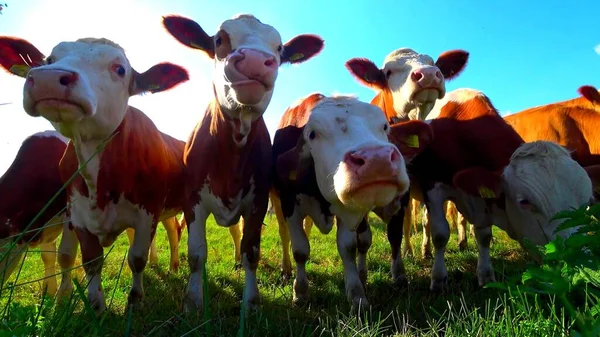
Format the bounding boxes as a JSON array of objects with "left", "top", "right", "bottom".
[{"left": 0, "top": 211, "right": 575, "bottom": 336}]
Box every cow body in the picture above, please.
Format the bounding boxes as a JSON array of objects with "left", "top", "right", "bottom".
[
  {"left": 272, "top": 93, "right": 432, "bottom": 307},
  {"left": 0, "top": 130, "right": 76, "bottom": 297},
  {"left": 0, "top": 36, "right": 189, "bottom": 315},
  {"left": 411, "top": 88, "right": 593, "bottom": 290},
  {"left": 162, "top": 13, "right": 324, "bottom": 312},
  {"left": 344, "top": 48, "right": 470, "bottom": 284}
]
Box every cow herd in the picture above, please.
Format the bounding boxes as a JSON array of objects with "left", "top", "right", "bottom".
[{"left": 0, "top": 13, "right": 599, "bottom": 317}]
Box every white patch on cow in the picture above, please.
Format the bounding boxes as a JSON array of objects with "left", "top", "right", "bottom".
[
  {"left": 286, "top": 209, "right": 311, "bottom": 303},
  {"left": 184, "top": 202, "right": 208, "bottom": 312},
  {"left": 501, "top": 141, "right": 593, "bottom": 246},
  {"left": 23, "top": 39, "right": 133, "bottom": 142},
  {"left": 296, "top": 194, "right": 333, "bottom": 234},
  {"left": 336, "top": 223, "right": 369, "bottom": 308},
  {"left": 383, "top": 48, "right": 445, "bottom": 121},
  {"left": 28, "top": 130, "right": 69, "bottom": 144},
  {"left": 128, "top": 209, "right": 154, "bottom": 299},
  {"left": 426, "top": 88, "right": 486, "bottom": 120},
  {"left": 197, "top": 176, "right": 256, "bottom": 227},
  {"left": 242, "top": 250, "right": 259, "bottom": 307},
  {"left": 301, "top": 95, "right": 408, "bottom": 223}
]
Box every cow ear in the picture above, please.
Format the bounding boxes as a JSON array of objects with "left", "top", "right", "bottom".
[
  {"left": 281, "top": 34, "right": 324, "bottom": 64},
  {"left": 388, "top": 120, "right": 433, "bottom": 162},
  {"left": 453, "top": 167, "right": 503, "bottom": 199},
  {"left": 162, "top": 15, "right": 215, "bottom": 58},
  {"left": 131, "top": 62, "right": 189, "bottom": 96},
  {"left": 435, "top": 49, "right": 469, "bottom": 80},
  {"left": 345, "top": 57, "right": 387, "bottom": 91},
  {"left": 578, "top": 85, "right": 600, "bottom": 104},
  {"left": 0, "top": 36, "right": 46, "bottom": 78},
  {"left": 275, "top": 130, "right": 312, "bottom": 183}
]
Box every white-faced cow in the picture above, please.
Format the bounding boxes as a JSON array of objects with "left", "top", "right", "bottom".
[
  {"left": 161, "top": 14, "right": 324, "bottom": 312},
  {"left": 341, "top": 48, "right": 470, "bottom": 284},
  {"left": 0, "top": 36, "right": 190, "bottom": 315},
  {"left": 407, "top": 88, "right": 593, "bottom": 291},
  {"left": 272, "top": 92, "right": 432, "bottom": 308}
]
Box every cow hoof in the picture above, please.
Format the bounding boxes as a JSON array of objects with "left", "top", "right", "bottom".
[
  {"left": 56, "top": 284, "right": 74, "bottom": 301},
  {"left": 292, "top": 278, "right": 309, "bottom": 307},
  {"left": 292, "top": 294, "right": 309, "bottom": 307},
  {"left": 458, "top": 241, "right": 468, "bottom": 251},
  {"left": 351, "top": 297, "right": 370, "bottom": 313},
  {"left": 477, "top": 271, "right": 496, "bottom": 287},
  {"left": 170, "top": 261, "right": 179, "bottom": 273},
  {"left": 393, "top": 275, "right": 409, "bottom": 288},
  {"left": 183, "top": 297, "right": 204, "bottom": 315},
  {"left": 127, "top": 290, "right": 144, "bottom": 311},
  {"left": 430, "top": 276, "right": 448, "bottom": 293},
  {"left": 243, "top": 294, "right": 260, "bottom": 314},
  {"left": 233, "top": 262, "right": 243, "bottom": 271}
]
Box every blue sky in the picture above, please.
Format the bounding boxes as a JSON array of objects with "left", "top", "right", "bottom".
[{"left": 0, "top": 0, "right": 598, "bottom": 175}]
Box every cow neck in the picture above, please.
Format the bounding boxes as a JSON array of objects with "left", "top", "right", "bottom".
[
  {"left": 207, "top": 98, "right": 263, "bottom": 151},
  {"left": 372, "top": 89, "right": 401, "bottom": 123}
]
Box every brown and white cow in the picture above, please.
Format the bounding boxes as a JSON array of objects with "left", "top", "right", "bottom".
[
  {"left": 0, "top": 130, "right": 75, "bottom": 297},
  {"left": 0, "top": 36, "right": 189, "bottom": 315},
  {"left": 161, "top": 14, "right": 324, "bottom": 312},
  {"left": 0, "top": 131, "right": 184, "bottom": 298},
  {"left": 342, "top": 48, "right": 470, "bottom": 283},
  {"left": 408, "top": 88, "right": 593, "bottom": 291},
  {"left": 272, "top": 92, "right": 432, "bottom": 307}
]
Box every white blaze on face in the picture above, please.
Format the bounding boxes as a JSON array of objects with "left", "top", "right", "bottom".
[
  {"left": 383, "top": 48, "right": 445, "bottom": 118},
  {"left": 22, "top": 39, "right": 133, "bottom": 140},
  {"left": 502, "top": 141, "right": 593, "bottom": 246},
  {"left": 214, "top": 14, "right": 283, "bottom": 115},
  {"left": 301, "top": 95, "right": 409, "bottom": 212}
]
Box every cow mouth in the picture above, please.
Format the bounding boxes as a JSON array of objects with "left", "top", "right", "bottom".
[
  {"left": 348, "top": 180, "right": 402, "bottom": 195},
  {"left": 410, "top": 87, "right": 442, "bottom": 104},
  {"left": 33, "top": 98, "right": 88, "bottom": 122}
]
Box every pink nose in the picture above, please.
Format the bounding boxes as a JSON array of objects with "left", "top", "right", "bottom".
[
  {"left": 235, "top": 48, "right": 278, "bottom": 80},
  {"left": 25, "top": 69, "right": 79, "bottom": 89},
  {"left": 410, "top": 67, "right": 443, "bottom": 87},
  {"left": 343, "top": 145, "right": 401, "bottom": 176}
]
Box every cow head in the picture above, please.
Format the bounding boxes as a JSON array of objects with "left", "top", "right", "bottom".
[
  {"left": 578, "top": 85, "right": 600, "bottom": 104},
  {"left": 345, "top": 48, "right": 469, "bottom": 121},
  {"left": 162, "top": 14, "right": 324, "bottom": 147},
  {"left": 454, "top": 141, "right": 593, "bottom": 249},
  {"left": 276, "top": 93, "right": 432, "bottom": 229},
  {"left": 0, "top": 36, "right": 189, "bottom": 140}
]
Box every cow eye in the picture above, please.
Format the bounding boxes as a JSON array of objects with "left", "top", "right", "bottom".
[
  {"left": 215, "top": 36, "right": 222, "bottom": 47},
  {"left": 386, "top": 70, "right": 392, "bottom": 78},
  {"left": 308, "top": 131, "right": 316, "bottom": 140},
  {"left": 383, "top": 123, "right": 389, "bottom": 131}
]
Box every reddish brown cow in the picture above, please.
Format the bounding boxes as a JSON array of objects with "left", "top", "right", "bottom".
[
  {"left": 162, "top": 14, "right": 324, "bottom": 312},
  {"left": 403, "top": 88, "right": 592, "bottom": 291},
  {"left": 0, "top": 36, "right": 189, "bottom": 315}
]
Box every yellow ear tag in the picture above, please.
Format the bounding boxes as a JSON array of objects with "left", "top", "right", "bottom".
[
  {"left": 147, "top": 84, "right": 161, "bottom": 91},
  {"left": 9, "top": 64, "right": 30, "bottom": 77},
  {"left": 478, "top": 186, "right": 496, "bottom": 199},
  {"left": 405, "top": 135, "right": 419, "bottom": 148},
  {"left": 289, "top": 53, "right": 304, "bottom": 62},
  {"left": 289, "top": 170, "right": 297, "bottom": 181}
]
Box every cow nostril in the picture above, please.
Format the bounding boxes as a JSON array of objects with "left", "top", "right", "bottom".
[
  {"left": 59, "top": 75, "right": 72, "bottom": 86},
  {"left": 436, "top": 70, "right": 443, "bottom": 79},
  {"left": 411, "top": 71, "right": 423, "bottom": 82},
  {"left": 264, "top": 58, "right": 275, "bottom": 67},
  {"left": 349, "top": 154, "right": 365, "bottom": 167},
  {"left": 390, "top": 148, "right": 400, "bottom": 162}
]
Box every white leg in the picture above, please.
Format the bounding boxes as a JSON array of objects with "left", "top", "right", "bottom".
[
  {"left": 426, "top": 187, "right": 451, "bottom": 292},
  {"left": 336, "top": 221, "right": 369, "bottom": 310},
  {"left": 356, "top": 219, "right": 372, "bottom": 288},
  {"left": 127, "top": 217, "right": 154, "bottom": 311},
  {"left": 39, "top": 241, "right": 58, "bottom": 297},
  {"left": 473, "top": 222, "right": 495, "bottom": 286},
  {"left": 57, "top": 223, "right": 79, "bottom": 299},
  {"left": 184, "top": 205, "right": 208, "bottom": 313},
  {"left": 288, "top": 211, "right": 310, "bottom": 305},
  {"left": 162, "top": 217, "right": 181, "bottom": 271}
]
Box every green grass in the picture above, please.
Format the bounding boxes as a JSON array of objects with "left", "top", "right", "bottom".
[{"left": 0, "top": 213, "right": 575, "bottom": 336}]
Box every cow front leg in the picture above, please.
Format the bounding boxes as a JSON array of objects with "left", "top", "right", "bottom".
[
  {"left": 184, "top": 204, "right": 209, "bottom": 314},
  {"left": 39, "top": 241, "right": 58, "bottom": 297},
  {"left": 0, "top": 243, "right": 26, "bottom": 291},
  {"left": 426, "top": 187, "right": 451, "bottom": 292},
  {"left": 162, "top": 217, "right": 181, "bottom": 271},
  {"left": 240, "top": 205, "right": 266, "bottom": 312},
  {"left": 337, "top": 221, "right": 369, "bottom": 310},
  {"left": 456, "top": 210, "right": 468, "bottom": 251},
  {"left": 287, "top": 212, "right": 310, "bottom": 305},
  {"left": 356, "top": 218, "right": 372, "bottom": 289},
  {"left": 127, "top": 219, "right": 155, "bottom": 311},
  {"left": 270, "top": 192, "right": 293, "bottom": 277},
  {"left": 57, "top": 222, "right": 79, "bottom": 299},
  {"left": 384, "top": 194, "right": 409, "bottom": 287},
  {"left": 229, "top": 222, "right": 242, "bottom": 267},
  {"left": 74, "top": 228, "right": 105, "bottom": 316},
  {"left": 473, "top": 219, "right": 495, "bottom": 286}
]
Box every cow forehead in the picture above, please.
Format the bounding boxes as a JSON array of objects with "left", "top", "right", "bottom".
[
  {"left": 310, "top": 96, "right": 386, "bottom": 128},
  {"left": 383, "top": 48, "right": 434, "bottom": 70},
  {"left": 51, "top": 40, "right": 129, "bottom": 66},
  {"left": 219, "top": 15, "right": 282, "bottom": 48}
]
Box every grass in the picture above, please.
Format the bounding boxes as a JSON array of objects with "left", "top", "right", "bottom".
[{"left": 0, "top": 212, "right": 576, "bottom": 337}]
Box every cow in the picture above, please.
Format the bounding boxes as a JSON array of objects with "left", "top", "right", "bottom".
[
  {"left": 0, "top": 36, "right": 190, "bottom": 315},
  {"left": 0, "top": 131, "right": 185, "bottom": 299},
  {"left": 0, "top": 130, "right": 75, "bottom": 298},
  {"left": 271, "top": 92, "right": 432, "bottom": 308},
  {"left": 579, "top": 85, "right": 600, "bottom": 103},
  {"left": 341, "top": 48, "right": 470, "bottom": 284},
  {"left": 407, "top": 88, "right": 593, "bottom": 291},
  {"left": 161, "top": 13, "right": 324, "bottom": 313}
]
